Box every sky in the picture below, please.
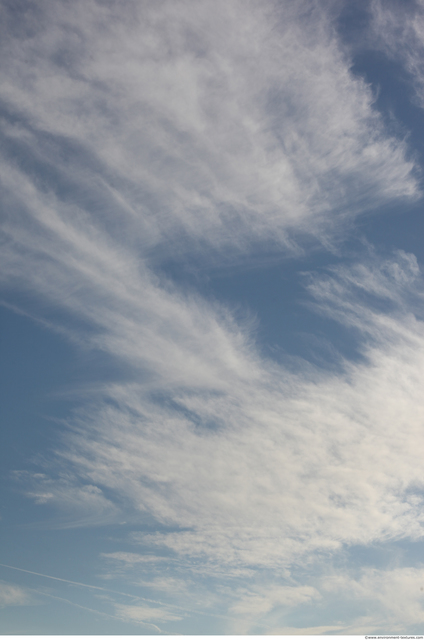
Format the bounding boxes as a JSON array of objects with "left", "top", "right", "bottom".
[{"left": 1, "top": 0, "right": 424, "bottom": 635}]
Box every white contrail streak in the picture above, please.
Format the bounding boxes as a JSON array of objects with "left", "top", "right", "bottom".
[
  {"left": 0, "top": 562, "right": 174, "bottom": 606},
  {"left": 0, "top": 562, "right": 237, "bottom": 623},
  {"left": 38, "top": 590, "right": 162, "bottom": 633}
]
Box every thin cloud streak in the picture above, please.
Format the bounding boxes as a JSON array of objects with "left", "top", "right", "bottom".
[
  {"left": 0, "top": 562, "right": 240, "bottom": 626},
  {"left": 36, "top": 590, "right": 163, "bottom": 633},
  {"left": 0, "top": 562, "right": 143, "bottom": 597},
  {"left": 371, "top": 0, "right": 424, "bottom": 107},
  {"left": 0, "top": 562, "right": 191, "bottom": 610}
]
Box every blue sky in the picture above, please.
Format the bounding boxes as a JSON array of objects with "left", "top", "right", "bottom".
[{"left": 1, "top": 0, "right": 424, "bottom": 634}]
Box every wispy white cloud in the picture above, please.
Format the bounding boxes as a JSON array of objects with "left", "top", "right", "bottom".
[
  {"left": 3, "top": 116, "right": 424, "bottom": 593},
  {"left": 202, "top": 563, "right": 424, "bottom": 633},
  {"left": 230, "top": 585, "right": 320, "bottom": 617},
  {"left": 12, "top": 470, "right": 119, "bottom": 527},
  {"left": 317, "top": 565, "right": 424, "bottom": 634},
  {"left": 99, "top": 550, "right": 424, "bottom": 633},
  {"left": 27, "top": 250, "right": 424, "bottom": 570},
  {"left": 0, "top": 582, "right": 31, "bottom": 608},
  {"left": 266, "top": 625, "right": 345, "bottom": 635},
  {"left": 114, "top": 603, "right": 181, "bottom": 625},
  {"left": 228, "top": 584, "right": 321, "bottom": 634},
  {"left": 1, "top": 0, "right": 424, "bottom": 633},
  {"left": 371, "top": 0, "right": 424, "bottom": 107},
  {"left": 3, "top": 177, "right": 424, "bottom": 626},
  {"left": 101, "top": 552, "right": 167, "bottom": 567},
  {"left": 0, "top": 0, "right": 418, "bottom": 272},
  {"left": 35, "top": 589, "right": 167, "bottom": 633}
]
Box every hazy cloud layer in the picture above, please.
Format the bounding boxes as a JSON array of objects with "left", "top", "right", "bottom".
[
  {"left": 19, "top": 247, "right": 424, "bottom": 632},
  {"left": 0, "top": 0, "right": 418, "bottom": 270},
  {"left": 38, "top": 250, "right": 424, "bottom": 555},
  {"left": 101, "top": 548, "right": 424, "bottom": 633},
  {"left": 2, "top": 0, "right": 424, "bottom": 633}
]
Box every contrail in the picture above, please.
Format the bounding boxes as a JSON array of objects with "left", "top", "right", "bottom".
[
  {"left": 0, "top": 562, "right": 174, "bottom": 607},
  {"left": 0, "top": 562, "right": 237, "bottom": 622},
  {"left": 38, "top": 590, "right": 162, "bottom": 634}
]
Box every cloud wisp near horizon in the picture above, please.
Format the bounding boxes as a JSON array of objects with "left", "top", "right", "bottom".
[{"left": 1, "top": 0, "right": 424, "bottom": 635}]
